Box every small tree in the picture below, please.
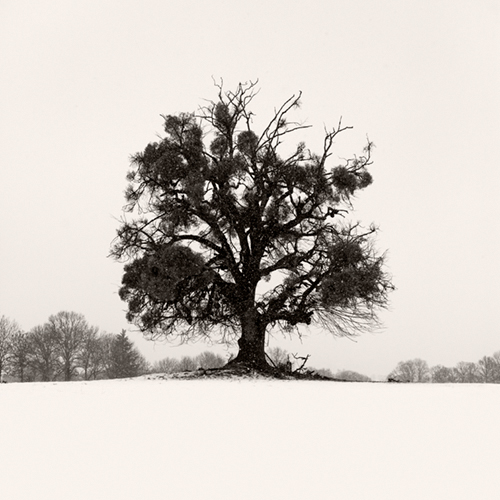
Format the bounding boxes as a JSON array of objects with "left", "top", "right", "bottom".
[
  {"left": 266, "top": 347, "right": 290, "bottom": 370},
  {"left": 335, "top": 369, "right": 371, "bottom": 382},
  {"left": 430, "top": 365, "right": 456, "bottom": 383},
  {"left": 7, "top": 331, "right": 31, "bottom": 382},
  {"left": 453, "top": 361, "right": 479, "bottom": 383},
  {"left": 491, "top": 351, "right": 500, "bottom": 383},
  {"left": 92, "top": 333, "right": 115, "bottom": 380},
  {"left": 312, "top": 367, "right": 335, "bottom": 378},
  {"left": 151, "top": 356, "right": 180, "bottom": 374},
  {"left": 77, "top": 326, "right": 104, "bottom": 380},
  {"left": 492, "top": 351, "right": 500, "bottom": 366},
  {"left": 27, "top": 325, "right": 60, "bottom": 381},
  {"left": 196, "top": 351, "right": 226, "bottom": 369},
  {"left": 0, "top": 316, "right": 19, "bottom": 381},
  {"left": 112, "top": 81, "right": 393, "bottom": 370},
  {"left": 177, "top": 355, "right": 198, "bottom": 372},
  {"left": 108, "top": 331, "right": 143, "bottom": 379},
  {"left": 388, "top": 358, "right": 430, "bottom": 383},
  {"left": 476, "top": 356, "right": 499, "bottom": 383}
]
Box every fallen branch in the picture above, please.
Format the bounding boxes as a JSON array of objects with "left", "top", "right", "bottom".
[{"left": 292, "top": 353, "right": 310, "bottom": 373}]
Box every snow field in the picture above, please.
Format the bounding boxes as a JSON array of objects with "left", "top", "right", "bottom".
[{"left": 1, "top": 379, "right": 499, "bottom": 500}]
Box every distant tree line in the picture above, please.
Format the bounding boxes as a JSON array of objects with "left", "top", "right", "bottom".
[
  {"left": 387, "top": 352, "right": 500, "bottom": 383},
  {"left": 151, "top": 346, "right": 372, "bottom": 380},
  {"left": 149, "top": 351, "right": 227, "bottom": 374},
  {"left": 0, "top": 312, "right": 148, "bottom": 382},
  {"left": 0, "top": 312, "right": 232, "bottom": 383}
]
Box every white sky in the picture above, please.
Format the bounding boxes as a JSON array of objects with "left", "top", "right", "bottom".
[
  {"left": 1, "top": 0, "right": 499, "bottom": 379},
  {"left": 2, "top": 378, "right": 500, "bottom": 499}
]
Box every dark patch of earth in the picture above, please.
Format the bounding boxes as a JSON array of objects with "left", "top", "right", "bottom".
[{"left": 144, "top": 365, "right": 339, "bottom": 381}]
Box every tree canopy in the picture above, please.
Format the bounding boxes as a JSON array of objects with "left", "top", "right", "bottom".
[{"left": 111, "top": 81, "right": 393, "bottom": 370}]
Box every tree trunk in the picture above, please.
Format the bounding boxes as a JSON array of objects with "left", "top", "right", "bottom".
[
  {"left": 64, "top": 362, "right": 71, "bottom": 381},
  {"left": 230, "top": 308, "right": 269, "bottom": 370}
]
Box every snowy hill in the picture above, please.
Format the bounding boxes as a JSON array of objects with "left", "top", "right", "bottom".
[{"left": 1, "top": 377, "right": 499, "bottom": 500}]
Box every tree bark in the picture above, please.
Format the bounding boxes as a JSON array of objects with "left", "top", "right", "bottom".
[
  {"left": 230, "top": 307, "right": 269, "bottom": 369},
  {"left": 64, "top": 362, "right": 72, "bottom": 381}
]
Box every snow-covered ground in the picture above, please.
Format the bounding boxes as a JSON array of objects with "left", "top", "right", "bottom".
[{"left": 1, "top": 378, "right": 499, "bottom": 500}]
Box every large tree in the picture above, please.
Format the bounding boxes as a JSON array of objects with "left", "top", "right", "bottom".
[
  {"left": 77, "top": 325, "right": 107, "bottom": 380},
  {"left": 47, "top": 311, "right": 89, "bottom": 381},
  {"left": 453, "top": 361, "right": 479, "bottom": 383},
  {"left": 112, "top": 81, "right": 393, "bottom": 370},
  {"left": 388, "top": 359, "right": 430, "bottom": 383},
  {"left": 28, "top": 325, "right": 60, "bottom": 381},
  {"left": 430, "top": 365, "right": 457, "bottom": 383},
  {"left": 476, "top": 355, "right": 500, "bottom": 383}
]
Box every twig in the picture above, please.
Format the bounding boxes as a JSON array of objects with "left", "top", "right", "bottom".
[{"left": 292, "top": 353, "right": 310, "bottom": 373}]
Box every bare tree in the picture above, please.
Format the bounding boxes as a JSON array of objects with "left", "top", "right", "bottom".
[
  {"left": 491, "top": 351, "right": 500, "bottom": 382},
  {"left": 177, "top": 356, "right": 198, "bottom": 372},
  {"left": 7, "top": 331, "right": 31, "bottom": 382},
  {"left": 28, "top": 325, "right": 60, "bottom": 381},
  {"left": 266, "top": 347, "right": 290, "bottom": 370},
  {"left": 196, "top": 351, "right": 226, "bottom": 369},
  {"left": 476, "top": 356, "right": 499, "bottom": 383},
  {"left": 312, "top": 367, "right": 335, "bottom": 378},
  {"left": 136, "top": 354, "right": 150, "bottom": 375},
  {"left": 492, "top": 351, "right": 500, "bottom": 366},
  {"left": 150, "top": 352, "right": 227, "bottom": 373},
  {"left": 92, "top": 333, "right": 115, "bottom": 380},
  {"left": 47, "top": 311, "right": 90, "bottom": 381},
  {"left": 77, "top": 326, "right": 102, "bottom": 380},
  {"left": 430, "top": 365, "right": 456, "bottom": 383},
  {"left": 453, "top": 361, "right": 479, "bottom": 383},
  {"left": 387, "top": 359, "right": 430, "bottom": 383},
  {"left": 0, "top": 316, "right": 19, "bottom": 382},
  {"left": 151, "top": 357, "right": 180, "bottom": 374},
  {"left": 335, "top": 369, "right": 371, "bottom": 382}
]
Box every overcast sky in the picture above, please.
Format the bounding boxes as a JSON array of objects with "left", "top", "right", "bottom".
[{"left": 1, "top": 0, "right": 498, "bottom": 378}]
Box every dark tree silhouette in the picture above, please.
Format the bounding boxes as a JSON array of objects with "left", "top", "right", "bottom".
[
  {"left": 151, "top": 356, "right": 180, "bottom": 374},
  {"left": 8, "top": 331, "right": 31, "bottom": 382},
  {"left": 387, "top": 358, "right": 430, "bottom": 383},
  {"left": 476, "top": 356, "right": 500, "bottom": 383},
  {"left": 430, "top": 365, "right": 457, "bottom": 383},
  {"left": 176, "top": 355, "right": 198, "bottom": 372},
  {"left": 0, "top": 316, "right": 19, "bottom": 382},
  {"left": 77, "top": 326, "right": 109, "bottom": 380},
  {"left": 28, "top": 325, "right": 60, "bottom": 381},
  {"left": 335, "top": 370, "right": 371, "bottom": 382},
  {"left": 108, "top": 331, "right": 143, "bottom": 379},
  {"left": 453, "top": 361, "right": 479, "bottom": 383},
  {"left": 47, "top": 311, "right": 88, "bottom": 381},
  {"left": 267, "top": 347, "right": 291, "bottom": 370},
  {"left": 196, "top": 351, "right": 226, "bottom": 369},
  {"left": 112, "top": 81, "right": 393, "bottom": 371}
]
